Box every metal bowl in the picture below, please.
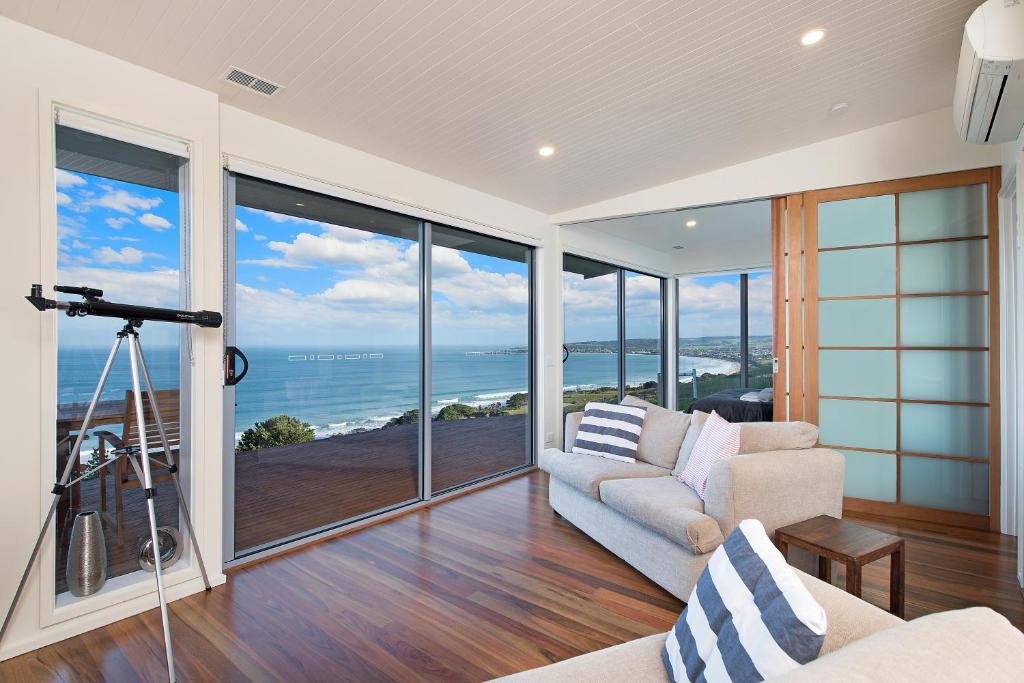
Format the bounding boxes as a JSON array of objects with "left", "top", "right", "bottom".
[{"left": 138, "top": 526, "right": 183, "bottom": 572}]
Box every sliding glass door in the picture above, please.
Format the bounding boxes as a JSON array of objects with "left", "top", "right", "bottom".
[
  {"left": 430, "top": 226, "right": 532, "bottom": 493},
  {"left": 562, "top": 255, "right": 665, "bottom": 413},
  {"left": 224, "top": 173, "right": 534, "bottom": 558}
]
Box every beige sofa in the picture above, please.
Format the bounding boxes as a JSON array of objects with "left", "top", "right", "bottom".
[
  {"left": 541, "top": 401, "right": 845, "bottom": 600},
  {"left": 494, "top": 567, "right": 1024, "bottom": 681}
]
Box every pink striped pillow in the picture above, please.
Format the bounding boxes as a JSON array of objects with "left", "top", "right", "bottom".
[{"left": 678, "top": 411, "right": 741, "bottom": 500}]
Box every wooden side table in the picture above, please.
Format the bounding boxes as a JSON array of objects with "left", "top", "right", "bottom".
[{"left": 775, "top": 515, "right": 905, "bottom": 618}]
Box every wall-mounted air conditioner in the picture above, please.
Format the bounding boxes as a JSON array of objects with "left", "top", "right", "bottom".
[{"left": 953, "top": 0, "right": 1024, "bottom": 144}]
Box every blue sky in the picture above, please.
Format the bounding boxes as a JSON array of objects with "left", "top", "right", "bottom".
[
  {"left": 233, "top": 205, "right": 530, "bottom": 347},
  {"left": 57, "top": 169, "right": 770, "bottom": 350},
  {"left": 56, "top": 168, "right": 181, "bottom": 346}
]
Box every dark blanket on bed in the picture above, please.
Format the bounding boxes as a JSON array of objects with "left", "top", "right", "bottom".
[{"left": 685, "top": 387, "right": 773, "bottom": 422}]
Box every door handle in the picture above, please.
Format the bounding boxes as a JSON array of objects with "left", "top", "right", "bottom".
[{"left": 224, "top": 346, "right": 249, "bottom": 386}]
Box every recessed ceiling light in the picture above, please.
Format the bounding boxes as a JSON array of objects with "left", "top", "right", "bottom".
[
  {"left": 295, "top": 202, "right": 305, "bottom": 207},
  {"left": 801, "top": 29, "right": 825, "bottom": 46},
  {"left": 685, "top": 219, "right": 698, "bottom": 228},
  {"left": 673, "top": 245, "right": 685, "bottom": 250},
  {"left": 538, "top": 145, "right": 555, "bottom": 158}
]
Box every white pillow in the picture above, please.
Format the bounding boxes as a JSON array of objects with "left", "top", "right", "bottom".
[
  {"left": 571, "top": 402, "right": 647, "bottom": 463},
  {"left": 662, "top": 519, "right": 827, "bottom": 682},
  {"left": 678, "top": 410, "right": 740, "bottom": 499}
]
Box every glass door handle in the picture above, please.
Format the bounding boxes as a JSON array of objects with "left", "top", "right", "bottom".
[
  {"left": 225, "top": 346, "right": 249, "bottom": 386},
  {"left": 562, "top": 344, "right": 569, "bottom": 363}
]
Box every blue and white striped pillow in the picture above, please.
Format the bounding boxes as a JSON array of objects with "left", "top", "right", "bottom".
[
  {"left": 571, "top": 402, "right": 648, "bottom": 463},
  {"left": 663, "top": 519, "right": 827, "bottom": 682}
]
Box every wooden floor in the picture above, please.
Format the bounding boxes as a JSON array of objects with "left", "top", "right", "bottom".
[{"left": 5, "top": 470, "right": 1022, "bottom": 682}]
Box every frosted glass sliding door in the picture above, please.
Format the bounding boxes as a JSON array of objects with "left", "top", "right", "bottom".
[{"left": 809, "top": 172, "right": 998, "bottom": 525}]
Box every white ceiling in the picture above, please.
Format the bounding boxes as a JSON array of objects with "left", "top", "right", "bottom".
[
  {"left": 568, "top": 199, "right": 772, "bottom": 274},
  {"left": 0, "top": 0, "right": 981, "bottom": 214}
]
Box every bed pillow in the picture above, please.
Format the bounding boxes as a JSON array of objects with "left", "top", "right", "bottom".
[
  {"left": 620, "top": 395, "right": 691, "bottom": 469},
  {"left": 672, "top": 410, "right": 710, "bottom": 476},
  {"left": 662, "top": 519, "right": 827, "bottom": 682},
  {"left": 571, "top": 402, "right": 648, "bottom": 463},
  {"left": 678, "top": 411, "right": 740, "bottom": 499}
]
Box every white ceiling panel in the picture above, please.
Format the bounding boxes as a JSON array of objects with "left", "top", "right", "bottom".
[{"left": 1, "top": 0, "right": 983, "bottom": 213}]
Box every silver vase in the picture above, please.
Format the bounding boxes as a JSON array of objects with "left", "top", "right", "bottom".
[{"left": 66, "top": 511, "right": 107, "bottom": 597}]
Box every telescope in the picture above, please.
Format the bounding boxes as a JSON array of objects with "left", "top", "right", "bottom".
[{"left": 26, "top": 283, "right": 222, "bottom": 328}]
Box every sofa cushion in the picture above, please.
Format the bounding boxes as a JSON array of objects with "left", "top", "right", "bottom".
[
  {"left": 489, "top": 633, "right": 671, "bottom": 682},
  {"left": 663, "top": 519, "right": 826, "bottom": 683},
  {"left": 538, "top": 448, "right": 669, "bottom": 499},
  {"left": 672, "top": 410, "right": 709, "bottom": 476},
  {"left": 738, "top": 421, "right": 819, "bottom": 454},
  {"left": 621, "top": 395, "right": 691, "bottom": 469},
  {"left": 599, "top": 477, "right": 724, "bottom": 554},
  {"left": 679, "top": 411, "right": 741, "bottom": 500},
  {"left": 772, "top": 607, "right": 1024, "bottom": 682},
  {"left": 572, "top": 402, "right": 648, "bottom": 463}
]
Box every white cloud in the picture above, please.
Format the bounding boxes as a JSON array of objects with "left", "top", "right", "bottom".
[
  {"left": 71, "top": 240, "right": 90, "bottom": 250},
  {"left": 277, "top": 287, "right": 296, "bottom": 296},
  {"left": 253, "top": 234, "right": 267, "bottom": 241},
  {"left": 55, "top": 169, "right": 86, "bottom": 188},
  {"left": 237, "top": 257, "right": 314, "bottom": 269},
  {"left": 138, "top": 213, "right": 172, "bottom": 231},
  {"left": 105, "top": 217, "right": 132, "bottom": 229},
  {"left": 109, "top": 236, "right": 141, "bottom": 243},
  {"left": 94, "top": 189, "right": 162, "bottom": 214},
  {"left": 235, "top": 219, "right": 249, "bottom": 232},
  {"left": 316, "top": 279, "right": 418, "bottom": 305},
  {"left": 93, "top": 246, "right": 152, "bottom": 265},
  {"left": 56, "top": 192, "right": 72, "bottom": 206},
  {"left": 268, "top": 231, "right": 401, "bottom": 265}
]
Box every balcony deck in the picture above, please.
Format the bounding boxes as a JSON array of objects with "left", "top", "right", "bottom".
[{"left": 58, "top": 414, "right": 528, "bottom": 591}]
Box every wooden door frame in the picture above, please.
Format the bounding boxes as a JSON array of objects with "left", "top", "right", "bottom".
[{"left": 774, "top": 167, "right": 1002, "bottom": 531}]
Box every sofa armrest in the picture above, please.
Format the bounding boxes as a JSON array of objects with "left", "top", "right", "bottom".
[
  {"left": 703, "top": 448, "right": 845, "bottom": 538},
  {"left": 564, "top": 412, "right": 583, "bottom": 452}
]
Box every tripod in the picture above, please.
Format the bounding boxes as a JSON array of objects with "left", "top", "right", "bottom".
[{"left": 0, "top": 320, "right": 210, "bottom": 683}]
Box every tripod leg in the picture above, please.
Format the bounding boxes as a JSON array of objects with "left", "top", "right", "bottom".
[
  {"left": 0, "top": 335, "right": 123, "bottom": 648},
  {"left": 127, "top": 333, "right": 176, "bottom": 683},
  {"left": 135, "top": 340, "right": 211, "bottom": 591}
]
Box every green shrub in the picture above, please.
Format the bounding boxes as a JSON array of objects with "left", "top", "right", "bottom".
[
  {"left": 436, "top": 403, "right": 477, "bottom": 421},
  {"left": 238, "top": 415, "right": 315, "bottom": 451},
  {"left": 386, "top": 409, "right": 419, "bottom": 427}
]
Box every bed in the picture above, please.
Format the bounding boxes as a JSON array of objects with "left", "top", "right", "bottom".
[{"left": 685, "top": 387, "right": 773, "bottom": 422}]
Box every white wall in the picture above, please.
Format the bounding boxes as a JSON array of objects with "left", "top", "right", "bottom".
[
  {"left": 552, "top": 107, "right": 1002, "bottom": 224},
  {"left": 0, "top": 17, "right": 224, "bottom": 660},
  {"left": 1001, "top": 131, "right": 1024, "bottom": 588}
]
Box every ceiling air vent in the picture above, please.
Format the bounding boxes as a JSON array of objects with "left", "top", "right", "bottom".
[{"left": 223, "top": 67, "right": 282, "bottom": 97}]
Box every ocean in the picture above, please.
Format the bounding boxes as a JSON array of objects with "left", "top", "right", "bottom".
[{"left": 56, "top": 346, "right": 738, "bottom": 446}]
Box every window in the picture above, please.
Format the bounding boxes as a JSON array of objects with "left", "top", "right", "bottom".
[
  {"left": 53, "top": 120, "right": 189, "bottom": 596},
  {"left": 224, "top": 173, "right": 534, "bottom": 558},
  {"left": 678, "top": 271, "right": 772, "bottom": 411},
  {"left": 562, "top": 255, "right": 666, "bottom": 413}
]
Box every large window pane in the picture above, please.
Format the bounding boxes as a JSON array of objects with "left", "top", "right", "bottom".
[
  {"left": 231, "top": 175, "right": 420, "bottom": 554},
  {"left": 746, "top": 270, "right": 773, "bottom": 391},
  {"left": 677, "top": 274, "right": 742, "bottom": 410},
  {"left": 430, "top": 225, "right": 531, "bottom": 493},
  {"left": 562, "top": 256, "right": 619, "bottom": 413},
  {"left": 54, "top": 125, "right": 186, "bottom": 595},
  {"left": 624, "top": 271, "right": 663, "bottom": 405}
]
